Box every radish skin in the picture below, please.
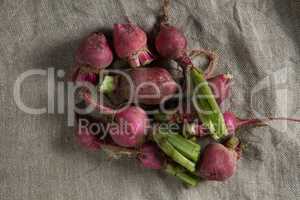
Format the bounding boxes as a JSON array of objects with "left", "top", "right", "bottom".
[
  {"left": 155, "top": 24, "right": 187, "bottom": 60},
  {"left": 119, "top": 67, "right": 178, "bottom": 105},
  {"left": 208, "top": 74, "right": 232, "bottom": 105},
  {"left": 113, "top": 23, "right": 154, "bottom": 67},
  {"left": 80, "top": 91, "right": 150, "bottom": 148},
  {"left": 138, "top": 143, "right": 165, "bottom": 169},
  {"left": 155, "top": 0, "right": 218, "bottom": 78},
  {"left": 75, "top": 70, "right": 98, "bottom": 85},
  {"left": 75, "top": 33, "right": 113, "bottom": 71},
  {"left": 197, "top": 143, "right": 238, "bottom": 181},
  {"left": 109, "top": 106, "right": 150, "bottom": 148},
  {"left": 76, "top": 126, "right": 102, "bottom": 151}
]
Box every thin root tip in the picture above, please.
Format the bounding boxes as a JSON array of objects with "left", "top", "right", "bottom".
[{"left": 224, "top": 73, "right": 233, "bottom": 80}]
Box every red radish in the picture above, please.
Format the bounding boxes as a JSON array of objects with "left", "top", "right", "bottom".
[
  {"left": 208, "top": 74, "right": 232, "bottom": 104},
  {"left": 75, "top": 116, "right": 142, "bottom": 155},
  {"left": 223, "top": 112, "right": 238, "bottom": 135},
  {"left": 197, "top": 138, "right": 240, "bottom": 181},
  {"left": 119, "top": 67, "right": 178, "bottom": 105},
  {"left": 155, "top": 1, "right": 217, "bottom": 78},
  {"left": 80, "top": 90, "right": 150, "bottom": 148},
  {"left": 155, "top": 2, "right": 226, "bottom": 139},
  {"left": 155, "top": 1, "right": 187, "bottom": 61},
  {"left": 68, "top": 66, "right": 98, "bottom": 107},
  {"left": 75, "top": 33, "right": 113, "bottom": 71},
  {"left": 113, "top": 23, "right": 154, "bottom": 67},
  {"left": 223, "top": 111, "right": 300, "bottom": 135},
  {"left": 76, "top": 126, "right": 102, "bottom": 151},
  {"left": 109, "top": 106, "right": 150, "bottom": 148},
  {"left": 67, "top": 65, "right": 97, "bottom": 84},
  {"left": 155, "top": 24, "right": 218, "bottom": 78},
  {"left": 155, "top": 24, "right": 188, "bottom": 61},
  {"left": 75, "top": 69, "right": 98, "bottom": 85},
  {"left": 138, "top": 143, "right": 166, "bottom": 169},
  {"left": 184, "top": 112, "right": 300, "bottom": 137}
]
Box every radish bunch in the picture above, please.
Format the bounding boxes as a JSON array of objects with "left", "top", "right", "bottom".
[{"left": 68, "top": 0, "right": 300, "bottom": 187}]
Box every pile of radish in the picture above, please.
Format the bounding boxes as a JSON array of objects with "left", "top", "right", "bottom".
[{"left": 69, "top": 0, "right": 299, "bottom": 187}]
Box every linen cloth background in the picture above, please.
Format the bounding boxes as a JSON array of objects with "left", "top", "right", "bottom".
[{"left": 0, "top": 0, "right": 299, "bottom": 200}]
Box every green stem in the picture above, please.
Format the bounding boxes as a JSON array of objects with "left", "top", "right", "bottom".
[
  {"left": 166, "top": 133, "right": 201, "bottom": 162},
  {"left": 153, "top": 132, "right": 196, "bottom": 172},
  {"left": 190, "top": 67, "right": 228, "bottom": 140},
  {"left": 165, "top": 164, "right": 199, "bottom": 186},
  {"left": 98, "top": 75, "right": 115, "bottom": 94},
  {"left": 183, "top": 123, "right": 196, "bottom": 138},
  {"left": 224, "top": 136, "right": 240, "bottom": 150}
]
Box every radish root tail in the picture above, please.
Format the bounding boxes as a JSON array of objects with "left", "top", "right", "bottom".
[
  {"left": 161, "top": 0, "right": 171, "bottom": 24},
  {"left": 237, "top": 117, "right": 300, "bottom": 128},
  {"left": 189, "top": 48, "right": 219, "bottom": 79}
]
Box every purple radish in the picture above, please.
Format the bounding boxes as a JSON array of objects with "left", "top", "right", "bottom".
[
  {"left": 113, "top": 22, "right": 154, "bottom": 67},
  {"left": 223, "top": 111, "right": 300, "bottom": 135},
  {"left": 75, "top": 33, "right": 113, "bottom": 71},
  {"left": 74, "top": 66, "right": 98, "bottom": 85},
  {"left": 138, "top": 143, "right": 166, "bottom": 169},
  {"left": 155, "top": 1, "right": 217, "bottom": 78},
  {"left": 80, "top": 91, "right": 150, "bottom": 148},
  {"left": 119, "top": 67, "right": 178, "bottom": 105},
  {"left": 155, "top": 24, "right": 188, "bottom": 61},
  {"left": 197, "top": 137, "right": 241, "bottom": 181},
  {"left": 76, "top": 126, "right": 102, "bottom": 151},
  {"left": 109, "top": 106, "right": 150, "bottom": 148},
  {"left": 208, "top": 74, "right": 232, "bottom": 105}
]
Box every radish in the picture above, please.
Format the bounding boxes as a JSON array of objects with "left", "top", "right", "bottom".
[
  {"left": 155, "top": 1, "right": 217, "bottom": 78},
  {"left": 79, "top": 90, "right": 150, "bottom": 148},
  {"left": 67, "top": 65, "right": 98, "bottom": 85},
  {"left": 155, "top": 24, "right": 187, "bottom": 61},
  {"left": 223, "top": 111, "right": 300, "bottom": 135},
  {"left": 113, "top": 22, "right": 154, "bottom": 67},
  {"left": 208, "top": 74, "right": 232, "bottom": 105},
  {"left": 80, "top": 86, "right": 150, "bottom": 147},
  {"left": 76, "top": 131, "right": 102, "bottom": 151},
  {"left": 138, "top": 143, "right": 166, "bottom": 169},
  {"left": 184, "top": 111, "right": 300, "bottom": 137},
  {"left": 70, "top": 33, "right": 113, "bottom": 87},
  {"left": 109, "top": 106, "right": 150, "bottom": 148},
  {"left": 83, "top": 93, "right": 150, "bottom": 147},
  {"left": 68, "top": 2, "right": 300, "bottom": 187},
  {"left": 155, "top": 1, "right": 228, "bottom": 140},
  {"left": 155, "top": 25, "right": 217, "bottom": 78},
  {"left": 197, "top": 137, "right": 241, "bottom": 181},
  {"left": 75, "top": 115, "right": 144, "bottom": 156},
  {"left": 75, "top": 68, "right": 98, "bottom": 85},
  {"left": 119, "top": 67, "right": 178, "bottom": 105},
  {"left": 75, "top": 33, "right": 113, "bottom": 71},
  {"left": 76, "top": 122, "right": 102, "bottom": 151}
]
